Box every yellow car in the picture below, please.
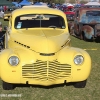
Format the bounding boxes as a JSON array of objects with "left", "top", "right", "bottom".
[{"left": 0, "top": 6, "right": 91, "bottom": 90}]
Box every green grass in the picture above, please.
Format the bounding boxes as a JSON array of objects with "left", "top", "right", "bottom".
[
  {"left": 0, "top": 18, "right": 8, "bottom": 28},
  {"left": 0, "top": 19, "right": 100, "bottom": 100}
]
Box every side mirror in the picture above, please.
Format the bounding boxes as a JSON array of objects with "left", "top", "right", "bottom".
[
  {"left": 4, "top": 26, "right": 8, "bottom": 30},
  {"left": 4, "top": 16, "right": 10, "bottom": 21},
  {"left": 4, "top": 19, "right": 9, "bottom": 21}
]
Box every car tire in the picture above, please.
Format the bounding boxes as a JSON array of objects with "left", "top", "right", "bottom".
[
  {"left": 74, "top": 24, "right": 83, "bottom": 37},
  {"left": 2, "top": 80, "right": 15, "bottom": 90},
  {"left": 83, "top": 33, "right": 94, "bottom": 42},
  {"left": 79, "top": 24, "right": 83, "bottom": 39},
  {"left": 73, "top": 80, "right": 87, "bottom": 88},
  {"left": 81, "top": 32, "right": 86, "bottom": 41}
]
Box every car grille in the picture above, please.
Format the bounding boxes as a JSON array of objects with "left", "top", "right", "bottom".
[{"left": 22, "top": 60, "right": 71, "bottom": 81}]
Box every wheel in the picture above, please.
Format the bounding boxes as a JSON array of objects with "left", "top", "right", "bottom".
[
  {"left": 74, "top": 29, "right": 77, "bottom": 36},
  {"left": 78, "top": 24, "right": 83, "bottom": 39},
  {"left": 2, "top": 80, "right": 15, "bottom": 90},
  {"left": 81, "top": 32, "right": 87, "bottom": 41},
  {"left": 83, "top": 33, "right": 94, "bottom": 42},
  {"left": 73, "top": 80, "right": 87, "bottom": 88},
  {"left": 74, "top": 24, "right": 83, "bottom": 37}
]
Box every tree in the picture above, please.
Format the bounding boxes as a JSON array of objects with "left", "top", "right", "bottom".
[
  {"left": 80, "top": 0, "right": 88, "bottom": 4},
  {"left": 70, "top": 0, "right": 76, "bottom": 3}
]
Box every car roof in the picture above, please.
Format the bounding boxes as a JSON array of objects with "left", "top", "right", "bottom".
[
  {"left": 75, "top": 7, "right": 100, "bottom": 14},
  {"left": 76, "top": 7, "right": 100, "bottom": 11},
  {"left": 12, "top": 7, "right": 66, "bottom": 17}
]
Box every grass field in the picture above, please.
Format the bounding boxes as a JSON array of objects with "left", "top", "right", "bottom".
[{"left": 0, "top": 19, "right": 100, "bottom": 100}]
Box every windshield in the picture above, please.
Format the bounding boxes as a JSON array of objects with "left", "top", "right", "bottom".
[
  {"left": 14, "top": 14, "right": 65, "bottom": 29},
  {"left": 80, "top": 11, "right": 100, "bottom": 23},
  {"left": 66, "top": 14, "right": 74, "bottom": 17},
  {"left": 86, "top": 11, "right": 100, "bottom": 16}
]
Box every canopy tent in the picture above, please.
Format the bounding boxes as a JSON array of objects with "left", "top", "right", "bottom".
[
  {"left": 67, "top": 4, "right": 74, "bottom": 8},
  {"left": 62, "top": 3, "right": 67, "bottom": 5},
  {"left": 62, "top": 3, "right": 67, "bottom": 7},
  {"left": 12, "top": 2, "right": 19, "bottom": 7},
  {"left": 74, "top": 4, "right": 81, "bottom": 7},
  {"left": 34, "top": 2, "right": 47, "bottom": 6},
  {"left": 19, "top": 0, "right": 31, "bottom": 6},
  {"left": 85, "top": 2, "right": 100, "bottom": 6},
  {"left": 34, "top": 2, "right": 43, "bottom": 5},
  {"left": 67, "top": 4, "right": 73, "bottom": 6},
  {"left": 0, "top": 0, "right": 14, "bottom": 6},
  {"left": 40, "top": 2, "right": 47, "bottom": 5}
]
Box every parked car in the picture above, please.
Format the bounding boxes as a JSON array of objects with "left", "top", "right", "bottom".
[
  {"left": 0, "top": 6, "right": 91, "bottom": 90},
  {"left": 3, "top": 7, "right": 17, "bottom": 21},
  {"left": 73, "top": 7, "right": 100, "bottom": 41},
  {"left": 64, "top": 11, "right": 75, "bottom": 21},
  {"left": 64, "top": 11, "right": 75, "bottom": 34}
]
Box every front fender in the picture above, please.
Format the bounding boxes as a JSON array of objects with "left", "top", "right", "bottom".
[
  {"left": 57, "top": 47, "right": 91, "bottom": 82},
  {"left": 0, "top": 49, "right": 14, "bottom": 79},
  {"left": 0, "top": 47, "right": 36, "bottom": 83}
]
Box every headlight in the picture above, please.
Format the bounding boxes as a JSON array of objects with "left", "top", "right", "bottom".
[
  {"left": 8, "top": 56, "right": 19, "bottom": 66},
  {"left": 74, "top": 55, "right": 84, "bottom": 65}
]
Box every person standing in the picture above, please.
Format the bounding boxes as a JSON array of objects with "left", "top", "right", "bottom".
[
  {"left": 3, "top": 5, "right": 7, "bottom": 12},
  {"left": 0, "top": 22, "right": 5, "bottom": 50}
]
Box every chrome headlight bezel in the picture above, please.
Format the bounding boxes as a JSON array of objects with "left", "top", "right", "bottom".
[
  {"left": 74, "top": 55, "right": 84, "bottom": 65},
  {"left": 8, "top": 56, "right": 19, "bottom": 66}
]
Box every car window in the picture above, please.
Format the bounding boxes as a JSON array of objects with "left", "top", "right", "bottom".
[
  {"left": 86, "top": 11, "right": 100, "bottom": 16},
  {"left": 14, "top": 14, "right": 65, "bottom": 29},
  {"left": 66, "top": 14, "right": 74, "bottom": 17},
  {"left": 80, "top": 11, "right": 100, "bottom": 23}
]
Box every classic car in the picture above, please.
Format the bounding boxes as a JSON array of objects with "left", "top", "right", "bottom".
[
  {"left": 73, "top": 7, "right": 100, "bottom": 41},
  {"left": 64, "top": 11, "right": 75, "bottom": 21},
  {"left": 0, "top": 6, "right": 91, "bottom": 90}
]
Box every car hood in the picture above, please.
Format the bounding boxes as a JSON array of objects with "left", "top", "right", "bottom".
[{"left": 9, "top": 29, "right": 69, "bottom": 53}]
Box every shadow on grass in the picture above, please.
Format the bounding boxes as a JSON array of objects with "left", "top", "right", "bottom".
[{"left": 14, "top": 82, "right": 74, "bottom": 89}]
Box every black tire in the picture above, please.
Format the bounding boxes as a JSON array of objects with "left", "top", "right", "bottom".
[
  {"left": 2, "top": 80, "right": 15, "bottom": 90},
  {"left": 74, "top": 29, "right": 77, "bottom": 36},
  {"left": 83, "top": 34, "right": 94, "bottom": 42},
  {"left": 81, "top": 32, "right": 86, "bottom": 41},
  {"left": 73, "top": 80, "right": 87, "bottom": 88},
  {"left": 79, "top": 24, "right": 83, "bottom": 39}
]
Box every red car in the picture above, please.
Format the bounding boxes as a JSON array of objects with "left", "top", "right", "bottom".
[{"left": 64, "top": 11, "right": 75, "bottom": 21}]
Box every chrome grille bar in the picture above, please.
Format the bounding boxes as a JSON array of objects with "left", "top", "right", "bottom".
[{"left": 22, "top": 60, "right": 71, "bottom": 81}]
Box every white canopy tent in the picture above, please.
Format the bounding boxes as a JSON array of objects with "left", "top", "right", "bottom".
[
  {"left": 67, "top": 4, "right": 74, "bottom": 7},
  {"left": 85, "top": 2, "right": 100, "bottom": 6}
]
